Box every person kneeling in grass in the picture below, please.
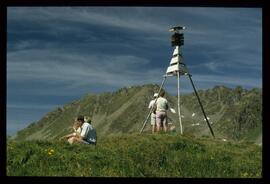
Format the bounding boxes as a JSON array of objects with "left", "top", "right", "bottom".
[{"left": 67, "top": 115, "right": 97, "bottom": 145}]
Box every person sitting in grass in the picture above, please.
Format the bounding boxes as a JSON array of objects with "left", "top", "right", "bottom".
[
  {"left": 67, "top": 115, "right": 97, "bottom": 145},
  {"left": 59, "top": 118, "right": 82, "bottom": 141},
  {"left": 73, "top": 119, "right": 82, "bottom": 134}
]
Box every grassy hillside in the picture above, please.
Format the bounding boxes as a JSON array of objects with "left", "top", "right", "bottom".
[
  {"left": 7, "top": 133, "right": 262, "bottom": 177},
  {"left": 181, "top": 86, "right": 262, "bottom": 141},
  {"left": 13, "top": 84, "right": 162, "bottom": 140},
  {"left": 13, "top": 84, "right": 262, "bottom": 143}
]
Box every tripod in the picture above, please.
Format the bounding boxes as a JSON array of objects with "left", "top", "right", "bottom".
[{"left": 140, "top": 27, "right": 215, "bottom": 138}]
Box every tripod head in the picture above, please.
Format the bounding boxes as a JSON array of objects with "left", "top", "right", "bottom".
[{"left": 169, "top": 26, "right": 185, "bottom": 47}]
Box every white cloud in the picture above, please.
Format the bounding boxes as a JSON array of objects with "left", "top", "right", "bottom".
[
  {"left": 7, "top": 39, "right": 261, "bottom": 97},
  {"left": 7, "top": 48, "right": 162, "bottom": 94},
  {"left": 8, "top": 7, "right": 262, "bottom": 71},
  {"left": 8, "top": 7, "right": 167, "bottom": 34},
  {"left": 191, "top": 74, "right": 261, "bottom": 88},
  {"left": 203, "top": 62, "right": 219, "bottom": 72},
  {"left": 7, "top": 7, "right": 262, "bottom": 90},
  {"left": 8, "top": 7, "right": 261, "bottom": 39}
]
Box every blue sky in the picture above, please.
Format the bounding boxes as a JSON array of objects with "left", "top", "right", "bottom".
[{"left": 7, "top": 7, "right": 262, "bottom": 135}]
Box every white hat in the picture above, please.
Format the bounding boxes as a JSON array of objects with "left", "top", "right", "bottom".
[{"left": 154, "top": 93, "right": 158, "bottom": 97}]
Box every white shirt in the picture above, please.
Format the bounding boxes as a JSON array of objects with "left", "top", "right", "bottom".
[
  {"left": 148, "top": 99, "right": 156, "bottom": 109},
  {"left": 74, "top": 127, "right": 81, "bottom": 134},
  {"left": 156, "top": 97, "right": 168, "bottom": 112},
  {"left": 80, "top": 122, "right": 97, "bottom": 143}
]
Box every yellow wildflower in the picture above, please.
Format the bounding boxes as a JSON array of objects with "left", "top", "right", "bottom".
[
  {"left": 47, "top": 148, "right": 55, "bottom": 156},
  {"left": 243, "top": 172, "right": 249, "bottom": 177}
]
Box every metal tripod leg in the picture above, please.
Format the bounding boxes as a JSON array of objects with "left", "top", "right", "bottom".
[
  {"left": 187, "top": 74, "right": 215, "bottom": 138},
  {"left": 140, "top": 76, "right": 167, "bottom": 133},
  {"left": 177, "top": 71, "right": 183, "bottom": 134}
]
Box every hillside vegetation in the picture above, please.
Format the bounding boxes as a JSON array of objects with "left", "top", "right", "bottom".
[
  {"left": 7, "top": 133, "right": 262, "bottom": 177},
  {"left": 13, "top": 84, "right": 262, "bottom": 143}
]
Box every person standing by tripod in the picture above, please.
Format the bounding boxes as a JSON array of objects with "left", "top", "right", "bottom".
[
  {"left": 156, "top": 90, "right": 170, "bottom": 133},
  {"left": 148, "top": 93, "right": 158, "bottom": 133}
]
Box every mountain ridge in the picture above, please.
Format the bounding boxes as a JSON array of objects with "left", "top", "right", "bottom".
[{"left": 13, "top": 84, "right": 262, "bottom": 143}]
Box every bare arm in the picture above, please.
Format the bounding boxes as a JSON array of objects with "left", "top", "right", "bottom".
[{"left": 59, "top": 131, "right": 81, "bottom": 140}]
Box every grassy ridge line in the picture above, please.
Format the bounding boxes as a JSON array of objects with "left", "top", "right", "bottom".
[
  {"left": 13, "top": 85, "right": 262, "bottom": 143},
  {"left": 7, "top": 134, "right": 262, "bottom": 177}
]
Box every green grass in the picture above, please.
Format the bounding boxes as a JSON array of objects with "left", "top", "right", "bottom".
[{"left": 7, "top": 133, "right": 262, "bottom": 177}]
